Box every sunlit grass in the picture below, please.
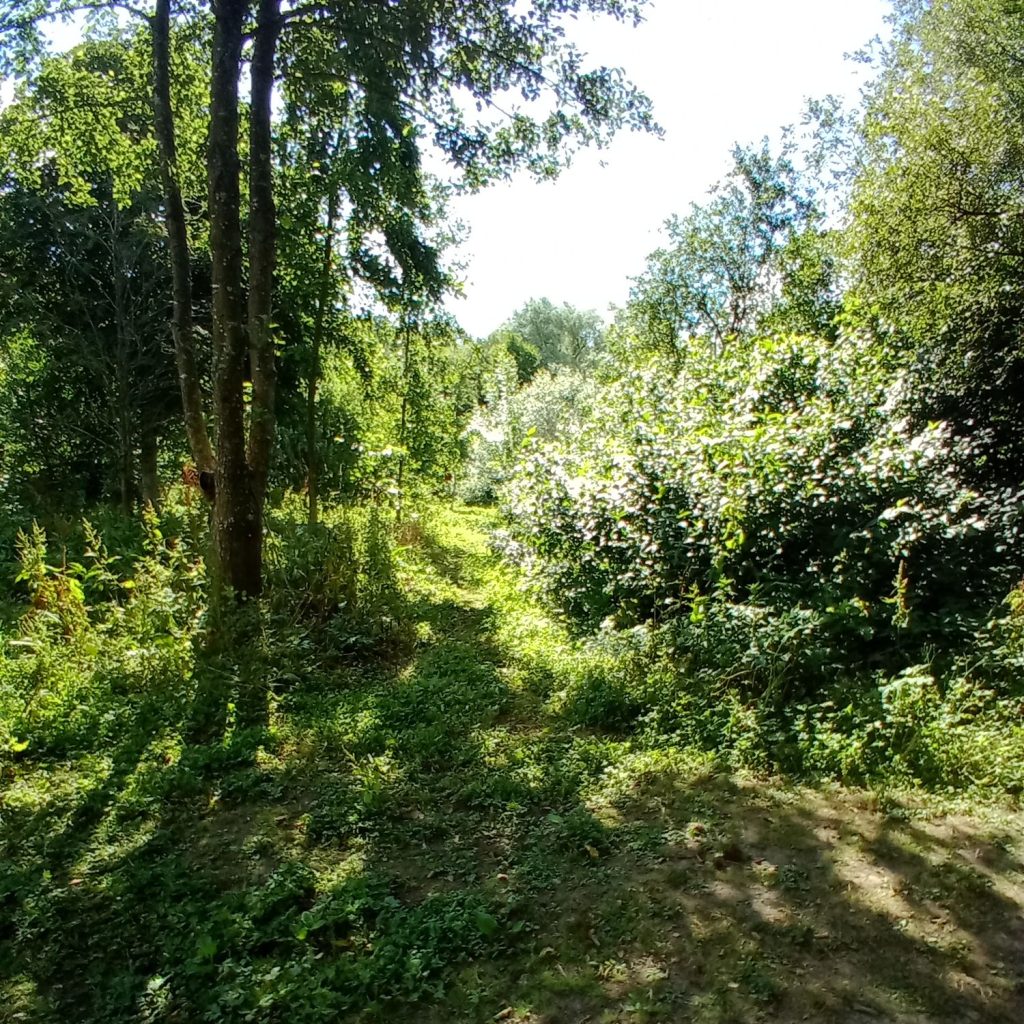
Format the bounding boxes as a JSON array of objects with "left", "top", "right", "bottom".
[{"left": 1, "top": 501, "right": 1022, "bottom": 1023}]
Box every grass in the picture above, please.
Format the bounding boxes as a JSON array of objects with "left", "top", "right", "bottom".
[{"left": 1, "top": 505, "right": 1023, "bottom": 1023}]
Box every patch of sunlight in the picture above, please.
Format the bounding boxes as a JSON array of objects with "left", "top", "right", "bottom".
[
  {"left": 2, "top": 758, "right": 101, "bottom": 814},
  {"left": 490, "top": 756, "right": 549, "bottom": 793},
  {"left": 474, "top": 725, "right": 546, "bottom": 756},
  {"left": 82, "top": 769, "right": 185, "bottom": 877},
  {"left": 589, "top": 746, "right": 719, "bottom": 803},
  {"left": 587, "top": 800, "right": 626, "bottom": 829},
  {"left": 91, "top": 735, "right": 184, "bottom": 838},
  {"left": 310, "top": 847, "right": 368, "bottom": 889},
  {"left": 1, "top": 976, "right": 41, "bottom": 1018},
  {"left": 597, "top": 954, "right": 670, "bottom": 996},
  {"left": 289, "top": 701, "right": 383, "bottom": 749},
  {"left": 432, "top": 507, "right": 495, "bottom": 557},
  {"left": 4, "top": 753, "right": 115, "bottom": 847},
  {"left": 398, "top": 660, "right": 420, "bottom": 682},
  {"left": 830, "top": 849, "right": 936, "bottom": 938},
  {"left": 254, "top": 742, "right": 285, "bottom": 776},
  {"left": 137, "top": 973, "right": 172, "bottom": 1019},
  {"left": 351, "top": 751, "right": 404, "bottom": 792}
]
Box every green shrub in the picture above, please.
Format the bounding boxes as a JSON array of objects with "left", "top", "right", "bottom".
[
  {"left": 0, "top": 509, "right": 202, "bottom": 761},
  {"left": 503, "top": 334, "right": 1022, "bottom": 683}
]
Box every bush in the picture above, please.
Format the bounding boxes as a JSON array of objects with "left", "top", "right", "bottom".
[
  {"left": 0, "top": 506, "right": 204, "bottom": 761},
  {"left": 460, "top": 366, "right": 597, "bottom": 504},
  {"left": 503, "top": 334, "right": 1023, "bottom": 673}
]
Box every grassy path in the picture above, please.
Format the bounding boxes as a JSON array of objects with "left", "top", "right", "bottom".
[{"left": 2, "top": 506, "right": 1023, "bottom": 1023}]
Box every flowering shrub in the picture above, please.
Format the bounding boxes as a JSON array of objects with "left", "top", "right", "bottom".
[
  {"left": 503, "top": 335, "right": 1023, "bottom": 678},
  {"left": 460, "top": 366, "right": 598, "bottom": 504}
]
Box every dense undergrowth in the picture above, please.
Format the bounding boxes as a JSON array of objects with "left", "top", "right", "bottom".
[
  {"left": 2, "top": 1, "right": 1024, "bottom": 1019},
  {"left": 1, "top": 499, "right": 1022, "bottom": 1024},
  {"left": 479, "top": 334, "right": 1024, "bottom": 793}
]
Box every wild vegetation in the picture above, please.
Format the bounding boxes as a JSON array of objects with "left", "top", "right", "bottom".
[{"left": 1, "top": 1, "right": 1023, "bottom": 1022}]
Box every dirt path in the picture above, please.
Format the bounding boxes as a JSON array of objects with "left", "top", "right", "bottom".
[{"left": 402, "top": 509, "right": 1024, "bottom": 1023}]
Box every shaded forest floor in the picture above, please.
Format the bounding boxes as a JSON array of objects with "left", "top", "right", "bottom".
[{"left": 2, "top": 507, "right": 1023, "bottom": 1023}]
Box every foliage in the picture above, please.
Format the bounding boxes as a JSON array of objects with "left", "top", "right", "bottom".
[
  {"left": 1, "top": 0, "right": 660, "bottom": 595},
  {"left": 845, "top": 0, "right": 1024, "bottom": 482},
  {"left": 502, "top": 332, "right": 1022, "bottom": 679},
  {"left": 272, "top": 311, "right": 481, "bottom": 506},
  {"left": 493, "top": 297, "right": 606, "bottom": 373},
  {"left": 2, "top": 502, "right": 1022, "bottom": 1024},
  {"left": 619, "top": 140, "right": 838, "bottom": 357},
  {"left": 263, "top": 494, "right": 404, "bottom": 655},
  {"left": 0, "top": 36, "right": 194, "bottom": 509},
  {"left": 460, "top": 365, "right": 598, "bottom": 504},
  {"left": 2, "top": 5, "right": 1024, "bottom": 1019}
]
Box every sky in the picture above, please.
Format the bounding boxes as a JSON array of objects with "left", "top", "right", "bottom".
[
  {"left": 2, "top": 0, "right": 891, "bottom": 338},
  {"left": 443, "top": 0, "right": 890, "bottom": 337}
]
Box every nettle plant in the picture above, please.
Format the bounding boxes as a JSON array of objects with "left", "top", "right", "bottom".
[{"left": 503, "top": 334, "right": 1023, "bottom": 651}]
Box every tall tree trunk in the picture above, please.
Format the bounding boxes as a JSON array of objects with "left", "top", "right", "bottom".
[
  {"left": 246, "top": 0, "right": 282, "bottom": 500},
  {"left": 111, "top": 200, "right": 135, "bottom": 516},
  {"left": 152, "top": 0, "right": 214, "bottom": 472},
  {"left": 154, "top": 0, "right": 281, "bottom": 598},
  {"left": 396, "top": 315, "right": 411, "bottom": 512},
  {"left": 117, "top": 365, "right": 134, "bottom": 515},
  {"left": 140, "top": 427, "right": 161, "bottom": 510},
  {"left": 307, "top": 182, "right": 340, "bottom": 527},
  {"left": 206, "top": 0, "right": 282, "bottom": 598},
  {"left": 209, "top": 0, "right": 259, "bottom": 597}
]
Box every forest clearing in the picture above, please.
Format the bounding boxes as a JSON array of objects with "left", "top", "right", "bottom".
[{"left": 1, "top": 0, "right": 1024, "bottom": 1021}]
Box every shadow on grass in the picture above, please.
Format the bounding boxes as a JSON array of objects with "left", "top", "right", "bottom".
[
  {"left": 2, "top": 522, "right": 1023, "bottom": 1023},
  {"left": 494, "top": 774, "right": 1024, "bottom": 1024}
]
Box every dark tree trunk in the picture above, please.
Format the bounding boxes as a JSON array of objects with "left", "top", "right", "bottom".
[
  {"left": 111, "top": 203, "right": 135, "bottom": 516},
  {"left": 119, "top": 442, "right": 135, "bottom": 514},
  {"left": 208, "top": 0, "right": 257, "bottom": 596},
  {"left": 396, "top": 315, "right": 411, "bottom": 512},
  {"left": 152, "top": 0, "right": 214, "bottom": 472},
  {"left": 307, "top": 181, "right": 340, "bottom": 527},
  {"left": 140, "top": 428, "right": 160, "bottom": 510},
  {"left": 246, "top": 0, "right": 282, "bottom": 505},
  {"left": 152, "top": 0, "right": 281, "bottom": 598},
  {"left": 206, "top": 0, "right": 282, "bottom": 598},
  {"left": 117, "top": 391, "right": 134, "bottom": 515}
]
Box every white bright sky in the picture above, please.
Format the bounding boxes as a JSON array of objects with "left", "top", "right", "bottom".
[
  {"left": 444, "top": 0, "right": 890, "bottom": 336},
  {"left": 2, "top": 0, "right": 891, "bottom": 338}
]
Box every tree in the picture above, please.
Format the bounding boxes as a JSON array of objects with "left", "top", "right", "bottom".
[
  {"left": 0, "top": 36, "right": 189, "bottom": 510},
  {"left": 2, "top": 0, "right": 657, "bottom": 597},
  {"left": 0, "top": 175, "right": 179, "bottom": 510},
  {"left": 497, "top": 297, "right": 605, "bottom": 371},
  {"left": 273, "top": 52, "right": 453, "bottom": 525},
  {"left": 621, "top": 140, "right": 830, "bottom": 357},
  {"left": 845, "top": 0, "right": 1024, "bottom": 483}
]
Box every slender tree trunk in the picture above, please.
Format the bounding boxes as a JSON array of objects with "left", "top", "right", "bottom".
[
  {"left": 209, "top": 0, "right": 258, "bottom": 596},
  {"left": 111, "top": 201, "right": 135, "bottom": 515},
  {"left": 118, "top": 437, "right": 134, "bottom": 514},
  {"left": 246, "top": 0, "right": 282, "bottom": 500},
  {"left": 396, "top": 315, "right": 411, "bottom": 511},
  {"left": 152, "top": 0, "right": 214, "bottom": 472},
  {"left": 117, "top": 367, "right": 134, "bottom": 515},
  {"left": 140, "top": 427, "right": 160, "bottom": 510},
  {"left": 154, "top": 0, "right": 281, "bottom": 598},
  {"left": 307, "top": 183, "right": 340, "bottom": 527}
]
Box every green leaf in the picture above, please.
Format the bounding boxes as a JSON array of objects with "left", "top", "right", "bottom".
[{"left": 472, "top": 910, "right": 498, "bottom": 937}]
